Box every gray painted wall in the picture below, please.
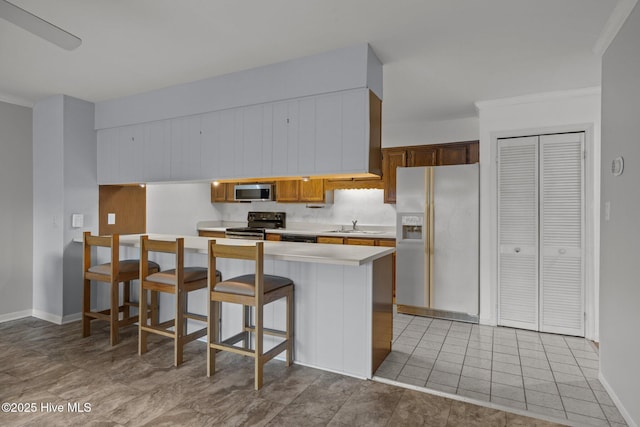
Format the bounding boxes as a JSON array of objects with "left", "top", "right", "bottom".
[
  {"left": 62, "top": 97, "right": 97, "bottom": 317},
  {"left": 600, "top": 3, "right": 640, "bottom": 425},
  {"left": 33, "top": 95, "right": 97, "bottom": 322},
  {"left": 33, "top": 96, "right": 64, "bottom": 319},
  {"left": 0, "top": 101, "right": 33, "bottom": 319}
]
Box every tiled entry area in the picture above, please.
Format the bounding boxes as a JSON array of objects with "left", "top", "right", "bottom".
[{"left": 374, "top": 313, "right": 627, "bottom": 427}]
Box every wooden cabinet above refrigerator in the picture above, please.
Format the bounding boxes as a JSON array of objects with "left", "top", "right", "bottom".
[{"left": 382, "top": 141, "right": 479, "bottom": 204}]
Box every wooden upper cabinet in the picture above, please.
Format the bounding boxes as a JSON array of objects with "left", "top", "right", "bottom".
[
  {"left": 408, "top": 146, "right": 437, "bottom": 167},
  {"left": 438, "top": 144, "right": 467, "bottom": 165},
  {"left": 276, "top": 180, "right": 300, "bottom": 202},
  {"left": 368, "top": 91, "right": 382, "bottom": 176},
  {"left": 382, "top": 140, "right": 479, "bottom": 204},
  {"left": 300, "top": 179, "right": 325, "bottom": 202},
  {"left": 277, "top": 179, "right": 326, "bottom": 203},
  {"left": 210, "top": 182, "right": 237, "bottom": 202},
  {"left": 211, "top": 183, "right": 227, "bottom": 202},
  {"left": 468, "top": 141, "right": 479, "bottom": 164},
  {"left": 382, "top": 149, "right": 407, "bottom": 204}
]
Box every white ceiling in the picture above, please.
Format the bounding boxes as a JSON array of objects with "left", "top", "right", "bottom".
[{"left": 0, "top": 0, "right": 622, "bottom": 125}]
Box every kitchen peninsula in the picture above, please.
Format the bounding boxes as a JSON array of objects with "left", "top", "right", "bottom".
[{"left": 116, "top": 233, "right": 394, "bottom": 379}]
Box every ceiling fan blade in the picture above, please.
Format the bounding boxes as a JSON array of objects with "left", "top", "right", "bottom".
[{"left": 0, "top": 0, "right": 81, "bottom": 50}]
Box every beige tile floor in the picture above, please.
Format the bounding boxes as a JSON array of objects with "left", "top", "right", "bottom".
[
  {"left": 0, "top": 316, "right": 563, "bottom": 427},
  {"left": 374, "top": 312, "right": 627, "bottom": 427}
]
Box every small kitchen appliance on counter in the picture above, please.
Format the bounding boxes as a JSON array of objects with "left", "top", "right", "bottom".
[{"left": 225, "top": 211, "right": 285, "bottom": 240}]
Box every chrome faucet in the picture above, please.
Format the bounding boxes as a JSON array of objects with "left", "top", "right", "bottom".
[{"left": 352, "top": 220, "right": 358, "bottom": 230}]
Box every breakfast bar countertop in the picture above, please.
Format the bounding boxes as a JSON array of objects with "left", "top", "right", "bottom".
[{"left": 117, "top": 233, "right": 394, "bottom": 267}]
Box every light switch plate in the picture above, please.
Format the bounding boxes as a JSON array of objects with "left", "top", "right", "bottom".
[
  {"left": 71, "top": 213, "right": 84, "bottom": 228},
  {"left": 107, "top": 213, "right": 116, "bottom": 225}
]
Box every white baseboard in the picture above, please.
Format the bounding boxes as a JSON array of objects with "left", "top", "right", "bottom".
[
  {"left": 31, "top": 309, "right": 63, "bottom": 325},
  {"left": 599, "top": 371, "right": 637, "bottom": 427},
  {"left": 62, "top": 312, "right": 82, "bottom": 324},
  {"left": 2, "top": 310, "right": 85, "bottom": 326},
  {"left": 0, "top": 309, "right": 33, "bottom": 323}
]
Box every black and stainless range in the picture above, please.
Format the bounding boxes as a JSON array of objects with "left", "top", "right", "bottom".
[{"left": 224, "top": 211, "right": 286, "bottom": 240}]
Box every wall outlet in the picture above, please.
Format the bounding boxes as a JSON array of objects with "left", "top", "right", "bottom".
[{"left": 107, "top": 213, "right": 116, "bottom": 225}]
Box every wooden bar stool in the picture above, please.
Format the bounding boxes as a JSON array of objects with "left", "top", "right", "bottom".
[
  {"left": 207, "top": 240, "right": 294, "bottom": 390},
  {"left": 82, "top": 231, "right": 160, "bottom": 346},
  {"left": 139, "top": 235, "right": 220, "bottom": 366}
]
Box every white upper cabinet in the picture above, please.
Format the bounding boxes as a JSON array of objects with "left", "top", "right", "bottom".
[
  {"left": 261, "top": 103, "right": 273, "bottom": 177},
  {"left": 313, "top": 88, "right": 370, "bottom": 175},
  {"left": 269, "top": 88, "right": 372, "bottom": 179},
  {"left": 98, "top": 124, "right": 145, "bottom": 184},
  {"left": 170, "top": 115, "right": 202, "bottom": 180},
  {"left": 314, "top": 92, "right": 342, "bottom": 174},
  {"left": 200, "top": 111, "right": 221, "bottom": 179},
  {"left": 95, "top": 44, "right": 382, "bottom": 183},
  {"left": 272, "top": 99, "right": 298, "bottom": 177},
  {"left": 143, "top": 120, "right": 172, "bottom": 183},
  {"left": 118, "top": 125, "right": 144, "bottom": 183},
  {"left": 297, "top": 97, "right": 316, "bottom": 174},
  {"left": 242, "top": 104, "right": 265, "bottom": 177},
  {"left": 217, "top": 109, "right": 237, "bottom": 179},
  {"left": 98, "top": 88, "right": 378, "bottom": 183},
  {"left": 340, "top": 89, "right": 368, "bottom": 173},
  {"left": 97, "top": 127, "right": 119, "bottom": 184}
]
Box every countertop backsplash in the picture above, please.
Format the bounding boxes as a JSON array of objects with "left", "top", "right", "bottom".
[
  {"left": 218, "top": 188, "right": 396, "bottom": 226},
  {"left": 147, "top": 183, "right": 396, "bottom": 235}
]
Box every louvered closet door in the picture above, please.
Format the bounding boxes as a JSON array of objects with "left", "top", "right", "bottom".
[
  {"left": 498, "top": 136, "right": 539, "bottom": 330},
  {"left": 539, "top": 133, "right": 584, "bottom": 335}
]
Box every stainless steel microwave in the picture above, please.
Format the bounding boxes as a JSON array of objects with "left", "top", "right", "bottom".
[{"left": 234, "top": 184, "right": 274, "bottom": 201}]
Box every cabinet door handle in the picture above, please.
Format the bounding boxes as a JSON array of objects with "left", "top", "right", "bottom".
[
  {"left": 514, "top": 247, "right": 521, "bottom": 253},
  {"left": 559, "top": 248, "right": 566, "bottom": 255}
]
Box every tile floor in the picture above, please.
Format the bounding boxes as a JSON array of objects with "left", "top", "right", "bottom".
[
  {"left": 374, "top": 312, "right": 627, "bottom": 427},
  {"left": 1, "top": 316, "right": 564, "bottom": 427}
]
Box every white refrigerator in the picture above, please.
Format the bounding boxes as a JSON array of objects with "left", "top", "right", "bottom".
[{"left": 396, "top": 164, "right": 479, "bottom": 321}]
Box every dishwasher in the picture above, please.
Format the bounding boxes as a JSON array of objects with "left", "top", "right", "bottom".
[{"left": 280, "top": 234, "right": 317, "bottom": 243}]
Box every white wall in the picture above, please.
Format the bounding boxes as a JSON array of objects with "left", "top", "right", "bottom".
[
  {"left": 33, "top": 95, "right": 97, "bottom": 323},
  {"left": 146, "top": 183, "right": 221, "bottom": 235},
  {"left": 146, "top": 183, "right": 396, "bottom": 234},
  {"left": 383, "top": 116, "right": 479, "bottom": 148},
  {"left": 475, "top": 88, "right": 601, "bottom": 341},
  {"left": 62, "top": 97, "right": 97, "bottom": 317},
  {"left": 0, "top": 101, "right": 33, "bottom": 321},
  {"left": 600, "top": 3, "right": 640, "bottom": 425},
  {"left": 33, "top": 96, "right": 65, "bottom": 321}
]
